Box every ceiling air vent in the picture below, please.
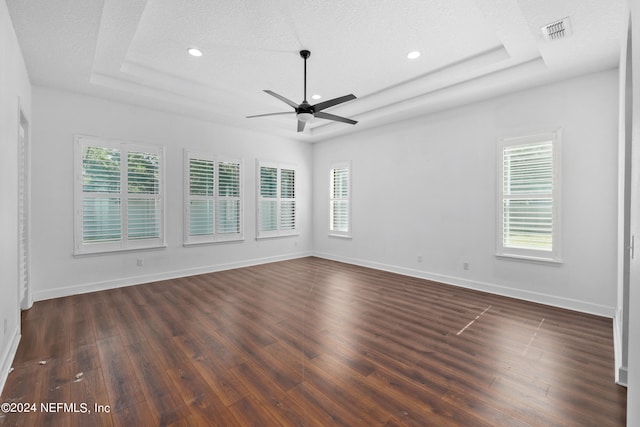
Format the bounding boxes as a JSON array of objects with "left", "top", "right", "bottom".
[{"left": 541, "top": 17, "right": 572, "bottom": 41}]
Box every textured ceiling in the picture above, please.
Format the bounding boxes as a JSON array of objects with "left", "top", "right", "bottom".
[{"left": 6, "top": 0, "right": 626, "bottom": 142}]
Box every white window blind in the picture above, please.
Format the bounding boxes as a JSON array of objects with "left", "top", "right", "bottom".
[
  {"left": 75, "top": 136, "right": 165, "bottom": 254},
  {"left": 128, "top": 151, "right": 161, "bottom": 240},
  {"left": 280, "top": 168, "right": 296, "bottom": 231},
  {"left": 257, "top": 161, "right": 297, "bottom": 238},
  {"left": 18, "top": 113, "right": 30, "bottom": 308},
  {"left": 497, "top": 131, "right": 561, "bottom": 262},
  {"left": 329, "top": 162, "right": 351, "bottom": 237},
  {"left": 185, "top": 152, "right": 243, "bottom": 244},
  {"left": 189, "top": 158, "right": 215, "bottom": 237}
]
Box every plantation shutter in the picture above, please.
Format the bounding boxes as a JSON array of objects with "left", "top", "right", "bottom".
[
  {"left": 498, "top": 132, "right": 560, "bottom": 262},
  {"left": 18, "top": 117, "right": 30, "bottom": 307},
  {"left": 75, "top": 136, "right": 165, "bottom": 254},
  {"left": 257, "top": 162, "right": 297, "bottom": 238},
  {"left": 502, "top": 142, "right": 553, "bottom": 250},
  {"left": 280, "top": 168, "right": 296, "bottom": 230},
  {"left": 188, "top": 158, "right": 215, "bottom": 237},
  {"left": 330, "top": 163, "right": 350, "bottom": 236},
  {"left": 259, "top": 166, "right": 278, "bottom": 233},
  {"left": 81, "top": 145, "right": 122, "bottom": 244},
  {"left": 127, "top": 151, "right": 161, "bottom": 240},
  {"left": 185, "top": 153, "right": 243, "bottom": 244},
  {"left": 217, "top": 161, "right": 241, "bottom": 234}
]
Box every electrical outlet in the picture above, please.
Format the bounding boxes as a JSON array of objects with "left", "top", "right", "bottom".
[
  {"left": 136, "top": 258, "right": 144, "bottom": 267},
  {"left": 463, "top": 261, "right": 470, "bottom": 270},
  {"left": 417, "top": 255, "right": 423, "bottom": 263}
]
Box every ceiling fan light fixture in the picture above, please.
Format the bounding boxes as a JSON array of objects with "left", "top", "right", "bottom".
[
  {"left": 297, "top": 112, "right": 314, "bottom": 123},
  {"left": 187, "top": 47, "right": 203, "bottom": 57}
]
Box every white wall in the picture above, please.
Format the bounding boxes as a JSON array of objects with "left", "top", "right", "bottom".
[
  {"left": 30, "top": 86, "right": 312, "bottom": 300},
  {"left": 0, "top": 0, "right": 31, "bottom": 394},
  {"left": 313, "top": 69, "right": 619, "bottom": 317},
  {"left": 627, "top": 0, "right": 640, "bottom": 423}
]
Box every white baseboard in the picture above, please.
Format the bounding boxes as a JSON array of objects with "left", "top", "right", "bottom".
[
  {"left": 617, "top": 366, "right": 628, "bottom": 386},
  {"left": 313, "top": 252, "right": 616, "bottom": 318},
  {"left": 613, "top": 313, "right": 628, "bottom": 386},
  {"left": 33, "top": 251, "right": 313, "bottom": 301},
  {"left": 0, "top": 327, "right": 20, "bottom": 397},
  {"left": 33, "top": 251, "right": 616, "bottom": 317}
]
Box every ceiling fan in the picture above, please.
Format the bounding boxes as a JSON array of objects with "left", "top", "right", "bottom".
[{"left": 247, "top": 50, "right": 358, "bottom": 132}]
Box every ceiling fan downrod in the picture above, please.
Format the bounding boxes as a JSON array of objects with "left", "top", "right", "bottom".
[{"left": 300, "top": 49, "right": 310, "bottom": 103}]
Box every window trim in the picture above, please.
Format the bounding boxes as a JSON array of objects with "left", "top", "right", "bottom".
[
  {"left": 329, "top": 161, "right": 352, "bottom": 238},
  {"left": 256, "top": 160, "right": 298, "bottom": 239},
  {"left": 496, "top": 130, "right": 562, "bottom": 263},
  {"left": 74, "top": 135, "right": 166, "bottom": 255},
  {"left": 183, "top": 151, "right": 244, "bottom": 245}
]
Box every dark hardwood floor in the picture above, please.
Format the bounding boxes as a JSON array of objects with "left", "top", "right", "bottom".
[{"left": 0, "top": 257, "right": 627, "bottom": 426}]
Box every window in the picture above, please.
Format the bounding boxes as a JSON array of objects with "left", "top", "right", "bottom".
[
  {"left": 257, "top": 161, "right": 297, "bottom": 238},
  {"left": 185, "top": 152, "right": 243, "bottom": 244},
  {"left": 497, "top": 131, "right": 561, "bottom": 262},
  {"left": 329, "top": 161, "right": 351, "bottom": 237},
  {"left": 74, "top": 135, "right": 165, "bottom": 254}
]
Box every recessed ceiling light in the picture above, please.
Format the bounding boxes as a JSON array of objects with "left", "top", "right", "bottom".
[
  {"left": 187, "top": 47, "right": 203, "bottom": 57},
  {"left": 407, "top": 51, "right": 420, "bottom": 59},
  {"left": 311, "top": 94, "right": 322, "bottom": 100}
]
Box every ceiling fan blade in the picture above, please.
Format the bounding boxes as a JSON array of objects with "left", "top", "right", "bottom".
[
  {"left": 297, "top": 120, "right": 306, "bottom": 132},
  {"left": 312, "top": 94, "right": 356, "bottom": 112},
  {"left": 264, "top": 90, "right": 299, "bottom": 109},
  {"left": 246, "top": 112, "right": 294, "bottom": 118},
  {"left": 314, "top": 111, "right": 358, "bottom": 125}
]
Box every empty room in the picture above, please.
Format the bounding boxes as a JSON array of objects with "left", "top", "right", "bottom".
[{"left": 1, "top": 0, "right": 639, "bottom": 426}]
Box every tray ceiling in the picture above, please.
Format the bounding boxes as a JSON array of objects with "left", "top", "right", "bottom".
[{"left": 7, "top": 0, "right": 626, "bottom": 142}]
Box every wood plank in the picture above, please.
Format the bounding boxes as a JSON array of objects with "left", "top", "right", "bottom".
[
  {"left": 227, "top": 396, "right": 285, "bottom": 426},
  {"left": 186, "top": 397, "right": 241, "bottom": 427},
  {"left": 126, "top": 342, "right": 190, "bottom": 426},
  {"left": 287, "top": 382, "right": 370, "bottom": 427},
  {"left": 95, "top": 336, "right": 145, "bottom": 413},
  {"left": 109, "top": 400, "right": 155, "bottom": 427},
  {"left": 171, "top": 332, "right": 249, "bottom": 406},
  {"left": 69, "top": 368, "right": 113, "bottom": 427},
  {"left": 230, "top": 361, "right": 324, "bottom": 427}
]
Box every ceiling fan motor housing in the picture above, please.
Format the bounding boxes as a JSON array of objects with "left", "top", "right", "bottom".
[{"left": 297, "top": 100, "right": 313, "bottom": 114}]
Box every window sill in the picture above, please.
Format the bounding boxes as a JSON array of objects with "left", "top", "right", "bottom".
[
  {"left": 256, "top": 232, "right": 300, "bottom": 240},
  {"left": 329, "top": 233, "right": 352, "bottom": 239},
  {"left": 496, "top": 253, "right": 563, "bottom": 265},
  {"left": 74, "top": 244, "right": 168, "bottom": 257},
  {"left": 183, "top": 237, "right": 245, "bottom": 247}
]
